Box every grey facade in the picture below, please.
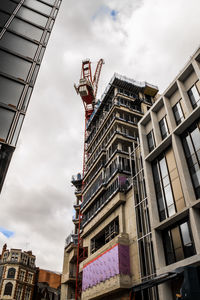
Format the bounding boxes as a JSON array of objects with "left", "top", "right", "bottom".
[
  {"left": 138, "top": 47, "right": 200, "bottom": 300},
  {"left": 0, "top": 0, "right": 62, "bottom": 192}
]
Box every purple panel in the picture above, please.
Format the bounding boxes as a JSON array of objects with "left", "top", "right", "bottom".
[
  {"left": 119, "top": 244, "right": 130, "bottom": 275},
  {"left": 82, "top": 244, "right": 130, "bottom": 291}
]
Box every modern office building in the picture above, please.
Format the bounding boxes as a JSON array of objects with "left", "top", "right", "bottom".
[
  {"left": 138, "top": 46, "right": 200, "bottom": 300},
  {"left": 61, "top": 74, "right": 159, "bottom": 300},
  {"left": 0, "top": 244, "right": 36, "bottom": 300},
  {"left": 0, "top": 0, "right": 62, "bottom": 192}
]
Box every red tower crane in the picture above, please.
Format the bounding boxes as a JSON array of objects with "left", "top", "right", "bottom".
[{"left": 74, "top": 59, "right": 104, "bottom": 300}]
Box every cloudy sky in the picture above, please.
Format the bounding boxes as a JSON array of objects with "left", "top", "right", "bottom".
[{"left": 0, "top": 0, "right": 200, "bottom": 272}]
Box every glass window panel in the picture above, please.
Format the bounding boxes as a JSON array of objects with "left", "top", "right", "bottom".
[
  {"left": 22, "top": 87, "right": 33, "bottom": 111},
  {"left": 0, "top": 50, "right": 32, "bottom": 81},
  {"left": 191, "top": 127, "right": 200, "bottom": 152},
  {"left": 163, "top": 230, "right": 175, "bottom": 265},
  {"left": 11, "top": 114, "right": 24, "bottom": 146},
  {"left": 164, "top": 185, "right": 174, "bottom": 206},
  {"left": 191, "top": 164, "right": 200, "bottom": 188},
  {"left": 183, "top": 135, "right": 194, "bottom": 157},
  {"left": 42, "top": 0, "right": 56, "bottom": 5},
  {"left": 0, "top": 0, "right": 17, "bottom": 14},
  {"left": 17, "top": 6, "right": 48, "bottom": 27},
  {"left": 9, "top": 18, "right": 43, "bottom": 42},
  {"left": 0, "top": 107, "right": 15, "bottom": 140},
  {"left": 188, "top": 85, "right": 200, "bottom": 108},
  {"left": 0, "top": 11, "right": 10, "bottom": 27},
  {"left": 30, "top": 64, "right": 39, "bottom": 84},
  {"left": 0, "top": 76, "right": 24, "bottom": 107},
  {"left": 180, "top": 222, "right": 192, "bottom": 246},
  {"left": 0, "top": 32, "right": 38, "bottom": 59},
  {"left": 173, "top": 101, "right": 184, "bottom": 125},
  {"left": 159, "top": 157, "right": 168, "bottom": 178},
  {"left": 24, "top": 0, "right": 52, "bottom": 15},
  {"left": 168, "top": 204, "right": 176, "bottom": 217}
]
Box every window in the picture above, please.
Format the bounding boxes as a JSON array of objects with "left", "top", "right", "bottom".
[
  {"left": 188, "top": 82, "right": 200, "bottom": 108},
  {"left": 17, "top": 6, "right": 48, "bottom": 27},
  {"left": 182, "top": 120, "right": 200, "bottom": 198},
  {"left": 24, "top": 287, "right": 31, "bottom": 300},
  {"left": 0, "top": 75, "right": 24, "bottom": 107},
  {"left": 0, "top": 49, "right": 32, "bottom": 81},
  {"left": 0, "top": 107, "right": 15, "bottom": 141},
  {"left": 24, "top": 0, "right": 52, "bottom": 15},
  {"left": 27, "top": 273, "right": 33, "bottom": 283},
  {"left": 0, "top": 31, "right": 38, "bottom": 59},
  {"left": 159, "top": 116, "right": 169, "bottom": 139},
  {"left": 0, "top": 11, "right": 10, "bottom": 27},
  {"left": 172, "top": 100, "right": 184, "bottom": 125},
  {"left": 4, "top": 282, "right": 13, "bottom": 296},
  {"left": 0, "top": 0, "right": 18, "bottom": 14},
  {"left": 19, "top": 270, "right": 26, "bottom": 281},
  {"left": 16, "top": 285, "right": 23, "bottom": 300},
  {"left": 11, "top": 114, "right": 24, "bottom": 146},
  {"left": 152, "top": 153, "right": 176, "bottom": 221},
  {"left": 91, "top": 218, "right": 119, "bottom": 254},
  {"left": 163, "top": 220, "right": 195, "bottom": 265},
  {"left": 9, "top": 18, "right": 44, "bottom": 42},
  {"left": 147, "top": 130, "right": 155, "bottom": 152},
  {"left": 7, "top": 268, "right": 16, "bottom": 279}
]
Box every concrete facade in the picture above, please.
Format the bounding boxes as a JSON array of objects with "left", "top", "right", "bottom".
[{"left": 138, "top": 47, "right": 200, "bottom": 300}]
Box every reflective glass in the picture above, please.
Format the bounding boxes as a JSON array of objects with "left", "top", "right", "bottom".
[
  {"left": 191, "top": 127, "right": 200, "bottom": 152},
  {"left": 173, "top": 101, "right": 184, "bottom": 125},
  {"left": 0, "top": 32, "right": 38, "bottom": 59},
  {"left": 17, "top": 6, "right": 48, "bottom": 27},
  {"left": 0, "top": 11, "right": 10, "bottom": 27},
  {"left": 180, "top": 222, "right": 191, "bottom": 246},
  {"left": 0, "top": 108, "right": 15, "bottom": 140},
  {"left": 159, "top": 157, "right": 168, "bottom": 178},
  {"left": 24, "top": 0, "right": 52, "bottom": 15},
  {"left": 41, "top": 0, "right": 56, "bottom": 5},
  {"left": 0, "top": 76, "right": 24, "bottom": 107},
  {"left": 188, "top": 85, "right": 200, "bottom": 108},
  {"left": 22, "top": 87, "right": 32, "bottom": 111},
  {"left": 0, "top": 0, "right": 17, "bottom": 14},
  {"left": 11, "top": 114, "right": 24, "bottom": 146},
  {"left": 0, "top": 50, "right": 32, "bottom": 81},
  {"left": 9, "top": 18, "right": 43, "bottom": 41}
]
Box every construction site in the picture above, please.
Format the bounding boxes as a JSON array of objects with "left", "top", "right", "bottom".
[{"left": 61, "top": 47, "right": 200, "bottom": 300}]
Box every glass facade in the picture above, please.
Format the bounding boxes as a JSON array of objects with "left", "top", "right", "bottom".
[
  {"left": 0, "top": 0, "right": 62, "bottom": 192},
  {"left": 182, "top": 120, "right": 200, "bottom": 198},
  {"left": 163, "top": 220, "right": 195, "bottom": 265}
]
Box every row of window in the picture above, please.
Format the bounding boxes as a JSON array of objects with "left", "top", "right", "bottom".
[
  {"left": 147, "top": 81, "right": 200, "bottom": 153},
  {"left": 4, "top": 282, "right": 31, "bottom": 299},
  {"left": 5, "top": 267, "right": 33, "bottom": 283}
]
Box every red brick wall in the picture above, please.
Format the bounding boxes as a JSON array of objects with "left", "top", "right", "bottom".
[{"left": 38, "top": 269, "right": 61, "bottom": 289}]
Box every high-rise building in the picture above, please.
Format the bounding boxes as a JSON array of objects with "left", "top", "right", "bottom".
[
  {"left": 61, "top": 74, "right": 159, "bottom": 300},
  {"left": 138, "top": 46, "right": 200, "bottom": 300},
  {"left": 62, "top": 46, "right": 200, "bottom": 300},
  {"left": 0, "top": 244, "right": 36, "bottom": 300},
  {"left": 0, "top": 0, "right": 62, "bottom": 192}
]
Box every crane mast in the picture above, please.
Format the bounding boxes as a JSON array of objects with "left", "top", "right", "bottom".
[{"left": 74, "top": 58, "right": 104, "bottom": 300}]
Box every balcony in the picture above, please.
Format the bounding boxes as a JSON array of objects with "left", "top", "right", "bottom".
[
  {"left": 61, "top": 271, "right": 76, "bottom": 284},
  {"left": 81, "top": 236, "right": 131, "bottom": 300}
]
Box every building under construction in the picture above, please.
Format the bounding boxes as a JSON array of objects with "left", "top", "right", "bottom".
[{"left": 61, "top": 47, "right": 200, "bottom": 300}]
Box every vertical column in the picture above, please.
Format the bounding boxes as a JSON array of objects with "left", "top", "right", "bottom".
[
  {"left": 151, "top": 110, "right": 162, "bottom": 146},
  {"left": 177, "top": 80, "right": 193, "bottom": 115},
  {"left": 192, "top": 59, "right": 200, "bottom": 80},
  {"left": 163, "top": 96, "right": 176, "bottom": 132}
]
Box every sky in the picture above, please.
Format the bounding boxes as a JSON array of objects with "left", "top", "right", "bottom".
[{"left": 0, "top": 0, "right": 200, "bottom": 272}]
